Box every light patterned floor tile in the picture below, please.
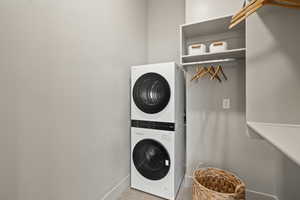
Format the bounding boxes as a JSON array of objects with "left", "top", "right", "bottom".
[{"left": 119, "top": 186, "right": 192, "bottom": 200}]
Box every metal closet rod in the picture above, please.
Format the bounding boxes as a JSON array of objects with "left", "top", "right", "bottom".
[{"left": 182, "top": 58, "right": 236, "bottom": 66}]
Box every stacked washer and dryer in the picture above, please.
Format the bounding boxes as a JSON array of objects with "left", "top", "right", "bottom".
[{"left": 130, "top": 62, "right": 186, "bottom": 200}]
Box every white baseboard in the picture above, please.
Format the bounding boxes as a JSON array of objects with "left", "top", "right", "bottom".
[
  {"left": 100, "top": 174, "right": 279, "bottom": 200},
  {"left": 101, "top": 175, "right": 130, "bottom": 200},
  {"left": 183, "top": 175, "right": 193, "bottom": 188},
  {"left": 184, "top": 175, "right": 279, "bottom": 200},
  {"left": 246, "top": 190, "right": 279, "bottom": 200}
]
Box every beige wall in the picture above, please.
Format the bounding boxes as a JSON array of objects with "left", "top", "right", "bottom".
[
  {"left": 0, "top": 1, "right": 147, "bottom": 200},
  {"left": 246, "top": 6, "right": 300, "bottom": 200},
  {"left": 246, "top": 6, "right": 300, "bottom": 124},
  {"left": 2, "top": 1, "right": 299, "bottom": 200},
  {"left": 147, "top": 0, "right": 185, "bottom": 64},
  {"left": 185, "top": 0, "right": 243, "bottom": 23}
]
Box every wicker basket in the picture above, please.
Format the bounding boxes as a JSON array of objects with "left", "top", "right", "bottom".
[{"left": 192, "top": 168, "right": 245, "bottom": 200}]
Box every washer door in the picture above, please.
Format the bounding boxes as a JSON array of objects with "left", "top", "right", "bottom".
[
  {"left": 133, "top": 139, "right": 170, "bottom": 181},
  {"left": 133, "top": 73, "right": 171, "bottom": 114}
]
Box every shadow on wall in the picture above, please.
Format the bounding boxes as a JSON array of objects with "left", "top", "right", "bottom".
[
  {"left": 0, "top": 112, "right": 19, "bottom": 200},
  {"left": 277, "top": 155, "right": 300, "bottom": 200},
  {"left": 186, "top": 60, "right": 246, "bottom": 176},
  {"left": 248, "top": 6, "right": 300, "bottom": 75},
  {"left": 0, "top": 63, "right": 20, "bottom": 200}
]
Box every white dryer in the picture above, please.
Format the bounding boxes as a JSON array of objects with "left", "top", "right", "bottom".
[
  {"left": 130, "top": 62, "right": 186, "bottom": 200},
  {"left": 131, "top": 62, "right": 185, "bottom": 124},
  {"left": 131, "top": 126, "right": 185, "bottom": 200}
]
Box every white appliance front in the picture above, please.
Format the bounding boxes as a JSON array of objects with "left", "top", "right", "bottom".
[
  {"left": 131, "top": 127, "right": 176, "bottom": 200},
  {"left": 131, "top": 62, "right": 176, "bottom": 123}
]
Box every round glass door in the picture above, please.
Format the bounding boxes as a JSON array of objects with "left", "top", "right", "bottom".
[
  {"left": 133, "top": 139, "right": 170, "bottom": 180},
  {"left": 133, "top": 73, "right": 171, "bottom": 114}
]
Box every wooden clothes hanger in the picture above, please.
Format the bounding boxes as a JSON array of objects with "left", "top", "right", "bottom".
[
  {"left": 207, "top": 65, "right": 222, "bottom": 82},
  {"left": 195, "top": 67, "right": 207, "bottom": 80},
  {"left": 198, "top": 66, "right": 222, "bottom": 82},
  {"left": 190, "top": 65, "right": 226, "bottom": 83},
  {"left": 229, "top": 0, "right": 300, "bottom": 29},
  {"left": 191, "top": 65, "right": 205, "bottom": 81},
  {"left": 230, "top": 0, "right": 265, "bottom": 29},
  {"left": 196, "top": 66, "right": 209, "bottom": 79},
  {"left": 269, "top": 0, "right": 300, "bottom": 8},
  {"left": 190, "top": 66, "right": 200, "bottom": 81},
  {"left": 211, "top": 65, "right": 228, "bottom": 81}
]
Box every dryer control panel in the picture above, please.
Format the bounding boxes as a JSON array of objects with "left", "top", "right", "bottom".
[{"left": 131, "top": 120, "right": 175, "bottom": 131}]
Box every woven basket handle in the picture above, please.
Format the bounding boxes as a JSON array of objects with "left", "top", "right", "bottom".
[{"left": 235, "top": 184, "right": 245, "bottom": 196}]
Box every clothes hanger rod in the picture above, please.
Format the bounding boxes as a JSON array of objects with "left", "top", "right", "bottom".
[{"left": 182, "top": 58, "right": 236, "bottom": 66}]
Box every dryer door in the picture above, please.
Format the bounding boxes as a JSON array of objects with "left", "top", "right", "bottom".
[
  {"left": 133, "top": 139, "right": 170, "bottom": 180},
  {"left": 133, "top": 73, "right": 171, "bottom": 114}
]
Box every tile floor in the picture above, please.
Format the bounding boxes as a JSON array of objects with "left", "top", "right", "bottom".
[
  {"left": 119, "top": 186, "right": 192, "bottom": 200},
  {"left": 119, "top": 186, "right": 273, "bottom": 200}
]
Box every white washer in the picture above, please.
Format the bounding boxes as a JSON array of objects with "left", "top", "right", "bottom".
[
  {"left": 130, "top": 62, "right": 185, "bottom": 200},
  {"left": 131, "top": 127, "right": 185, "bottom": 200},
  {"left": 131, "top": 62, "right": 184, "bottom": 123}
]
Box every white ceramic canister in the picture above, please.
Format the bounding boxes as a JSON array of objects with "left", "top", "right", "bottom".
[
  {"left": 209, "top": 41, "right": 228, "bottom": 53},
  {"left": 188, "top": 44, "right": 206, "bottom": 55}
]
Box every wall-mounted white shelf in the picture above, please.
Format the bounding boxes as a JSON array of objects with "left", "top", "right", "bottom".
[
  {"left": 181, "top": 48, "right": 245, "bottom": 66},
  {"left": 247, "top": 121, "right": 300, "bottom": 166},
  {"left": 180, "top": 15, "right": 246, "bottom": 67},
  {"left": 181, "top": 15, "right": 245, "bottom": 38}
]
